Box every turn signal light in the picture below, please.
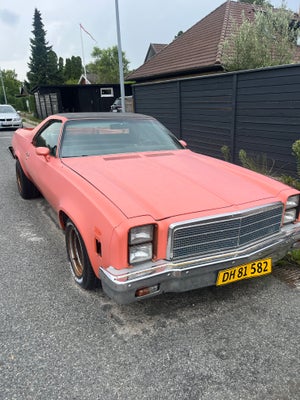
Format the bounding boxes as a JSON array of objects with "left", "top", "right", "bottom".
[{"left": 135, "top": 285, "right": 159, "bottom": 298}]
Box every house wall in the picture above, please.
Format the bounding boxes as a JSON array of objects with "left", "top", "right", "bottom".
[
  {"left": 133, "top": 64, "right": 300, "bottom": 177},
  {"left": 34, "top": 84, "right": 132, "bottom": 118}
]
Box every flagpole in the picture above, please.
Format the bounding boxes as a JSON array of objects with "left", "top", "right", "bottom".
[
  {"left": 115, "top": 0, "right": 125, "bottom": 112},
  {"left": 79, "top": 24, "right": 87, "bottom": 82}
]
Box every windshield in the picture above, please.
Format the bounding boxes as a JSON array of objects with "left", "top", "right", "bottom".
[
  {"left": 0, "top": 105, "right": 16, "bottom": 113},
  {"left": 59, "top": 118, "right": 183, "bottom": 158}
]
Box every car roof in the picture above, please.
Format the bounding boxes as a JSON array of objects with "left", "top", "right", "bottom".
[{"left": 54, "top": 112, "right": 153, "bottom": 121}]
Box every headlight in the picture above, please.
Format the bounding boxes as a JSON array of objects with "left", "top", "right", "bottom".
[
  {"left": 286, "top": 195, "right": 299, "bottom": 209},
  {"left": 129, "top": 243, "right": 153, "bottom": 264},
  {"left": 129, "top": 225, "right": 155, "bottom": 264},
  {"left": 283, "top": 195, "right": 300, "bottom": 224},
  {"left": 129, "top": 225, "right": 154, "bottom": 245},
  {"left": 283, "top": 209, "right": 297, "bottom": 224}
]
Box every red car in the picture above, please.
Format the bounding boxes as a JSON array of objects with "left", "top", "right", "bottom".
[{"left": 9, "top": 112, "right": 300, "bottom": 303}]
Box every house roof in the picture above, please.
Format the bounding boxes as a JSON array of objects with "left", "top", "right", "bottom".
[
  {"left": 78, "top": 73, "right": 100, "bottom": 84},
  {"left": 151, "top": 43, "right": 168, "bottom": 53},
  {"left": 144, "top": 43, "right": 168, "bottom": 63},
  {"left": 127, "top": 1, "right": 257, "bottom": 82}
]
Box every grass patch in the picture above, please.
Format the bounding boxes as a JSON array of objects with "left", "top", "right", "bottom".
[{"left": 276, "top": 249, "right": 300, "bottom": 267}]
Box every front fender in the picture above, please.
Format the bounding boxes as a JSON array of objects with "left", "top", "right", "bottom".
[{"left": 56, "top": 181, "right": 125, "bottom": 276}]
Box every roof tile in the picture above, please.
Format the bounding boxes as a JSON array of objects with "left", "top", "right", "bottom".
[{"left": 127, "top": 1, "right": 258, "bottom": 81}]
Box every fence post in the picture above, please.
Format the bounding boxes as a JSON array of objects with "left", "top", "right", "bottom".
[
  {"left": 177, "top": 80, "right": 182, "bottom": 139},
  {"left": 230, "top": 73, "right": 238, "bottom": 163}
]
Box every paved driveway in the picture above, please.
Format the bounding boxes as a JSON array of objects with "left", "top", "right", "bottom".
[{"left": 0, "top": 129, "right": 299, "bottom": 400}]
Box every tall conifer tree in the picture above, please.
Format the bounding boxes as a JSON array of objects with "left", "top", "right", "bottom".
[{"left": 27, "top": 9, "right": 53, "bottom": 88}]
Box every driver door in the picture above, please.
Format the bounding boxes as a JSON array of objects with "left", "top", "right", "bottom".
[{"left": 28, "top": 119, "right": 64, "bottom": 209}]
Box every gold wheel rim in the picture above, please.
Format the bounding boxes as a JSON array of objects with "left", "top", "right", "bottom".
[{"left": 68, "top": 228, "right": 84, "bottom": 278}]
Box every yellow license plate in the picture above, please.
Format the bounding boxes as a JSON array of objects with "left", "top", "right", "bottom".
[{"left": 216, "top": 258, "right": 272, "bottom": 286}]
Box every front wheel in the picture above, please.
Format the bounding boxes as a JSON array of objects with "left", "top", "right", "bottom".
[{"left": 65, "top": 220, "right": 98, "bottom": 290}]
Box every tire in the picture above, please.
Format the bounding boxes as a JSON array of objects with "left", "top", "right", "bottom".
[
  {"left": 16, "top": 160, "right": 40, "bottom": 199},
  {"left": 65, "top": 220, "right": 98, "bottom": 290}
]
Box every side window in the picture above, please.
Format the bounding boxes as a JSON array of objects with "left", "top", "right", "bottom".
[{"left": 34, "top": 121, "right": 62, "bottom": 156}]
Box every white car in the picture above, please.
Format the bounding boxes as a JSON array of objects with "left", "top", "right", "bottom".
[{"left": 0, "top": 104, "right": 23, "bottom": 129}]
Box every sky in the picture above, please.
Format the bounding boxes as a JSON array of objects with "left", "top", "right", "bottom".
[{"left": 0, "top": 0, "right": 300, "bottom": 82}]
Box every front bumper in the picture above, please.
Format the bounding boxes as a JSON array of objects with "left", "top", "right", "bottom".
[
  {"left": 0, "top": 121, "right": 23, "bottom": 129},
  {"left": 99, "top": 222, "right": 300, "bottom": 304}
]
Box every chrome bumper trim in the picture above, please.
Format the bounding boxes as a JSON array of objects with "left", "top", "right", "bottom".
[{"left": 99, "top": 223, "right": 300, "bottom": 304}]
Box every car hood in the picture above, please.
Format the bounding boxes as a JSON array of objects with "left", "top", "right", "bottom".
[
  {"left": 62, "top": 150, "right": 285, "bottom": 220},
  {"left": 0, "top": 112, "right": 19, "bottom": 119}
]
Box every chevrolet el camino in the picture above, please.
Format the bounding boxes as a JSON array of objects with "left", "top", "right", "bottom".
[{"left": 9, "top": 112, "right": 300, "bottom": 303}]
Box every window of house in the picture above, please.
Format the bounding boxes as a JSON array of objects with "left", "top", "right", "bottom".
[{"left": 100, "top": 88, "right": 114, "bottom": 97}]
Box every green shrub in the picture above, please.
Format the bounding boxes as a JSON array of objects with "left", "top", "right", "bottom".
[
  {"left": 292, "top": 140, "right": 300, "bottom": 177},
  {"left": 279, "top": 175, "right": 300, "bottom": 190},
  {"left": 221, "top": 145, "right": 231, "bottom": 162},
  {"left": 238, "top": 149, "right": 274, "bottom": 175}
]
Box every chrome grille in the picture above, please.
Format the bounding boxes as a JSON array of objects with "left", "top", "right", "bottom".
[{"left": 168, "top": 203, "right": 283, "bottom": 261}]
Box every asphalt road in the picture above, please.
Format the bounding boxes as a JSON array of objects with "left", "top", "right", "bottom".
[{"left": 0, "top": 127, "right": 299, "bottom": 400}]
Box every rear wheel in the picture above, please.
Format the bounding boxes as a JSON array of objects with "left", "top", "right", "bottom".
[
  {"left": 16, "top": 160, "right": 40, "bottom": 199},
  {"left": 65, "top": 220, "right": 98, "bottom": 289}
]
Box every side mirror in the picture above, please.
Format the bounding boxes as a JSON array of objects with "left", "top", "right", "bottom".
[
  {"left": 36, "top": 147, "right": 50, "bottom": 161},
  {"left": 179, "top": 140, "right": 187, "bottom": 148}
]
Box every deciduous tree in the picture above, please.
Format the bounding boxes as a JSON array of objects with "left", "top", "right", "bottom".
[
  {"left": 64, "top": 56, "right": 83, "bottom": 83},
  {"left": 87, "top": 46, "right": 130, "bottom": 83},
  {"left": 238, "top": 0, "right": 271, "bottom": 5},
  {"left": 222, "top": 3, "right": 299, "bottom": 71},
  {"left": 0, "top": 69, "right": 25, "bottom": 110}
]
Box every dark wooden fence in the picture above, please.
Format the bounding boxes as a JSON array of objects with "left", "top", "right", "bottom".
[{"left": 133, "top": 64, "right": 300, "bottom": 177}]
